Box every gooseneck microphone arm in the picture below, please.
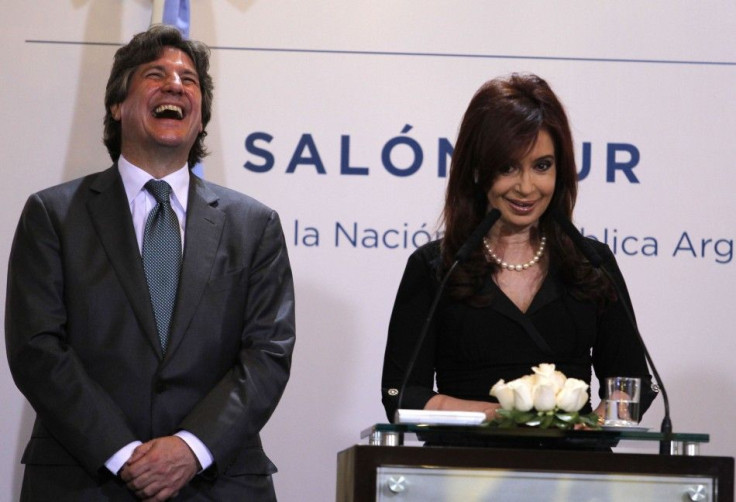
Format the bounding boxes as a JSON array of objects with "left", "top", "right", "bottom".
[
  {"left": 395, "top": 209, "right": 501, "bottom": 417},
  {"left": 553, "top": 211, "right": 673, "bottom": 455}
]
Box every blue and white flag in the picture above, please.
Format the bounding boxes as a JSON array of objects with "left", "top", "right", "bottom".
[
  {"left": 151, "top": 0, "right": 203, "bottom": 177},
  {"left": 151, "top": 0, "right": 190, "bottom": 38}
]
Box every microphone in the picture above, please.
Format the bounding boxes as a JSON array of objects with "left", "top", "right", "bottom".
[
  {"left": 454, "top": 209, "right": 502, "bottom": 263},
  {"left": 553, "top": 210, "right": 673, "bottom": 455},
  {"left": 395, "top": 209, "right": 501, "bottom": 416},
  {"left": 553, "top": 212, "right": 604, "bottom": 267}
]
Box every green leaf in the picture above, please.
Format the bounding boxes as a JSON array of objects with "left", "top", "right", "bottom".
[
  {"left": 514, "top": 411, "right": 536, "bottom": 424},
  {"left": 496, "top": 409, "right": 514, "bottom": 419},
  {"left": 555, "top": 411, "right": 578, "bottom": 423},
  {"left": 539, "top": 414, "right": 555, "bottom": 429},
  {"left": 578, "top": 413, "right": 602, "bottom": 429},
  {"left": 552, "top": 419, "right": 571, "bottom": 429},
  {"left": 488, "top": 405, "right": 601, "bottom": 431}
]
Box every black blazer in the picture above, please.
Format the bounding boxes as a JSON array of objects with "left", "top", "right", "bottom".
[
  {"left": 381, "top": 239, "right": 656, "bottom": 421},
  {"left": 6, "top": 166, "right": 295, "bottom": 498}
]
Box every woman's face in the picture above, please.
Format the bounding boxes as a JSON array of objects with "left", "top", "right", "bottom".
[{"left": 486, "top": 129, "right": 556, "bottom": 233}]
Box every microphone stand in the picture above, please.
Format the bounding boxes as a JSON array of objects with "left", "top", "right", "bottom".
[
  {"left": 395, "top": 259, "right": 459, "bottom": 414},
  {"left": 597, "top": 266, "right": 673, "bottom": 455},
  {"left": 553, "top": 211, "right": 673, "bottom": 454},
  {"left": 395, "top": 209, "right": 501, "bottom": 416}
]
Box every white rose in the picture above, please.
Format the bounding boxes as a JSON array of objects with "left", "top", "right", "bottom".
[
  {"left": 490, "top": 379, "right": 515, "bottom": 410},
  {"left": 531, "top": 363, "right": 566, "bottom": 393},
  {"left": 532, "top": 375, "right": 557, "bottom": 411},
  {"left": 556, "top": 378, "right": 590, "bottom": 412},
  {"left": 508, "top": 377, "right": 534, "bottom": 411}
]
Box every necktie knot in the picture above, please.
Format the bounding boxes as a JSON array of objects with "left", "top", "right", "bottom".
[{"left": 145, "top": 180, "right": 173, "bottom": 205}]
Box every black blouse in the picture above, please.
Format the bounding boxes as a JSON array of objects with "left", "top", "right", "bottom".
[{"left": 381, "top": 239, "right": 657, "bottom": 422}]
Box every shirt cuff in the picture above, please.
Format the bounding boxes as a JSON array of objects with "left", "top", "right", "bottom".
[
  {"left": 105, "top": 441, "right": 142, "bottom": 475},
  {"left": 175, "top": 430, "right": 214, "bottom": 473}
]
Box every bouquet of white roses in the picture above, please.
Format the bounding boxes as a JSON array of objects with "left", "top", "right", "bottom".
[{"left": 489, "top": 363, "right": 600, "bottom": 429}]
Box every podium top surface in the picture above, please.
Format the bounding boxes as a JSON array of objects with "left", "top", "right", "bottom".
[{"left": 362, "top": 423, "right": 709, "bottom": 447}]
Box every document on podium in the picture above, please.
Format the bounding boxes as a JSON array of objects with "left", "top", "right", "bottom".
[{"left": 395, "top": 409, "right": 487, "bottom": 426}]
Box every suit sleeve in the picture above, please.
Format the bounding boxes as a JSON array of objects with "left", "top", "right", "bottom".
[
  {"left": 178, "top": 209, "right": 295, "bottom": 471},
  {"left": 381, "top": 245, "right": 440, "bottom": 422},
  {"left": 591, "top": 243, "right": 658, "bottom": 416},
  {"left": 5, "top": 194, "right": 138, "bottom": 474}
]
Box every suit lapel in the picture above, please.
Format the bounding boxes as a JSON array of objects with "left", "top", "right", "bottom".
[
  {"left": 165, "top": 174, "right": 224, "bottom": 359},
  {"left": 86, "top": 166, "right": 162, "bottom": 357},
  {"left": 487, "top": 274, "right": 560, "bottom": 355}
]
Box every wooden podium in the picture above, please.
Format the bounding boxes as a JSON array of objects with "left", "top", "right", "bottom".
[{"left": 336, "top": 425, "right": 734, "bottom": 501}]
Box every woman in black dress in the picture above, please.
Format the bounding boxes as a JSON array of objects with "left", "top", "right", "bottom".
[{"left": 381, "top": 73, "right": 656, "bottom": 424}]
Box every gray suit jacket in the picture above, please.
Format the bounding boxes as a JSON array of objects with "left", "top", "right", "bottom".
[{"left": 6, "top": 165, "right": 295, "bottom": 498}]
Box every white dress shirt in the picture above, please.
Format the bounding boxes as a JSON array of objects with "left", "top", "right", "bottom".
[{"left": 104, "top": 156, "right": 213, "bottom": 475}]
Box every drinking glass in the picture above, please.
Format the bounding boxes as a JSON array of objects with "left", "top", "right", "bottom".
[{"left": 603, "top": 376, "right": 641, "bottom": 427}]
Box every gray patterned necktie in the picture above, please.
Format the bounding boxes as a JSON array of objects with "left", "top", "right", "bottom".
[{"left": 142, "top": 180, "right": 182, "bottom": 354}]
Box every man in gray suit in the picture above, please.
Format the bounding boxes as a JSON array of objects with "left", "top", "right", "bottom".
[{"left": 5, "top": 25, "right": 295, "bottom": 501}]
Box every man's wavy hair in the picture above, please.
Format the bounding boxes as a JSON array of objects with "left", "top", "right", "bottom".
[
  {"left": 103, "top": 24, "right": 214, "bottom": 167},
  {"left": 441, "top": 73, "right": 614, "bottom": 307}
]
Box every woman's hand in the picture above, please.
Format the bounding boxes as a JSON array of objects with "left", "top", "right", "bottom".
[
  {"left": 573, "top": 401, "right": 606, "bottom": 430},
  {"left": 425, "top": 394, "right": 501, "bottom": 422},
  {"left": 483, "top": 403, "right": 502, "bottom": 422}
]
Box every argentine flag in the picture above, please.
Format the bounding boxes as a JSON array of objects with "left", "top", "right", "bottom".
[
  {"left": 150, "top": 0, "right": 203, "bottom": 177},
  {"left": 151, "top": 0, "right": 190, "bottom": 38}
]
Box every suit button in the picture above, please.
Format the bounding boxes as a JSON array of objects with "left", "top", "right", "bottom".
[{"left": 154, "top": 381, "right": 167, "bottom": 394}]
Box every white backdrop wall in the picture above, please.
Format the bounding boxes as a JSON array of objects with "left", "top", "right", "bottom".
[{"left": 2, "top": 2, "right": 735, "bottom": 500}]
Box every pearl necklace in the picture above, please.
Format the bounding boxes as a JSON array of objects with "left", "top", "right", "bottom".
[{"left": 483, "top": 236, "right": 547, "bottom": 272}]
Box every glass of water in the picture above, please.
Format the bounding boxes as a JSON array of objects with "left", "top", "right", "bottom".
[{"left": 603, "top": 376, "right": 641, "bottom": 427}]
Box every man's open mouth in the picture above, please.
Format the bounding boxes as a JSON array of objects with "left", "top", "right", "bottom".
[{"left": 153, "top": 104, "right": 184, "bottom": 120}]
